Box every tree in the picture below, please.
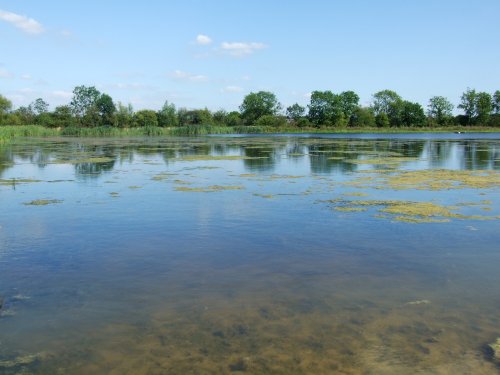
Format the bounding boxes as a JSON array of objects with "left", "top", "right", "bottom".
[
  {"left": 240, "top": 91, "right": 281, "bottom": 124},
  {"left": 15, "top": 106, "right": 34, "bottom": 124},
  {"left": 70, "top": 85, "right": 101, "bottom": 119},
  {"left": 133, "top": 110, "right": 158, "bottom": 127},
  {"left": 116, "top": 102, "right": 134, "bottom": 128},
  {"left": 0, "top": 94, "right": 12, "bottom": 114},
  {"left": 31, "top": 98, "right": 49, "bottom": 115},
  {"left": 157, "top": 101, "right": 178, "bottom": 127},
  {"left": 307, "top": 91, "right": 340, "bottom": 126},
  {"left": 350, "top": 107, "right": 375, "bottom": 127},
  {"left": 339, "top": 91, "right": 360, "bottom": 120},
  {"left": 52, "top": 105, "right": 75, "bottom": 127},
  {"left": 286, "top": 103, "right": 305, "bottom": 121},
  {"left": 475, "top": 92, "right": 492, "bottom": 125},
  {"left": 427, "top": 96, "right": 454, "bottom": 126},
  {"left": 400, "top": 101, "right": 426, "bottom": 127},
  {"left": 375, "top": 113, "right": 390, "bottom": 128},
  {"left": 225, "top": 111, "right": 241, "bottom": 127},
  {"left": 95, "top": 93, "right": 116, "bottom": 126},
  {"left": 458, "top": 88, "right": 477, "bottom": 126},
  {"left": 372, "top": 90, "right": 403, "bottom": 126},
  {"left": 493, "top": 90, "right": 500, "bottom": 114}
]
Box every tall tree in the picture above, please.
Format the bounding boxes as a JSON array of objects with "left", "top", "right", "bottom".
[
  {"left": 427, "top": 96, "right": 454, "bottom": 126},
  {"left": 400, "top": 101, "right": 426, "bottom": 127},
  {"left": 31, "top": 98, "right": 49, "bottom": 115},
  {"left": 95, "top": 93, "right": 116, "bottom": 126},
  {"left": 493, "top": 90, "right": 500, "bottom": 114},
  {"left": 339, "top": 91, "right": 360, "bottom": 120},
  {"left": 307, "top": 91, "right": 340, "bottom": 126},
  {"left": 157, "top": 101, "right": 178, "bottom": 127},
  {"left": 70, "top": 85, "right": 101, "bottom": 118},
  {"left": 458, "top": 88, "right": 477, "bottom": 126},
  {"left": 240, "top": 91, "right": 281, "bottom": 124},
  {"left": 475, "top": 92, "right": 492, "bottom": 125},
  {"left": 372, "top": 90, "right": 403, "bottom": 126},
  {"left": 286, "top": 103, "right": 305, "bottom": 121},
  {"left": 0, "top": 94, "right": 12, "bottom": 114}
]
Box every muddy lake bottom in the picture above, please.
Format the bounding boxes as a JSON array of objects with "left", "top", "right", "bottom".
[{"left": 0, "top": 134, "right": 499, "bottom": 374}]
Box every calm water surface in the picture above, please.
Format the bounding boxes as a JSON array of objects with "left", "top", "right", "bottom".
[{"left": 0, "top": 134, "right": 499, "bottom": 374}]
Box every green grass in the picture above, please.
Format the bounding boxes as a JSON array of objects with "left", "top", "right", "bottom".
[{"left": 0, "top": 125, "right": 59, "bottom": 142}]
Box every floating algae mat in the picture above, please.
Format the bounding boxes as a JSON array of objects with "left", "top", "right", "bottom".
[
  {"left": 327, "top": 198, "right": 499, "bottom": 223},
  {"left": 1, "top": 134, "right": 500, "bottom": 374},
  {"left": 23, "top": 199, "right": 63, "bottom": 206}
]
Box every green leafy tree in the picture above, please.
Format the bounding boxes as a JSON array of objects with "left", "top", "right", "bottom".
[
  {"left": 475, "top": 92, "right": 492, "bottom": 125},
  {"left": 157, "top": 101, "right": 179, "bottom": 127},
  {"left": 15, "top": 106, "right": 34, "bottom": 124},
  {"left": 255, "top": 114, "right": 287, "bottom": 128},
  {"left": 400, "top": 101, "right": 426, "bottom": 127},
  {"left": 339, "top": 91, "right": 360, "bottom": 120},
  {"left": 240, "top": 91, "right": 282, "bottom": 124},
  {"left": 133, "top": 110, "right": 158, "bottom": 127},
  {"left": 95, "top": 93, "right": 116, "bottom": 126},
  {"left": 493, "top": 90, "right": 500, "bottom": 114},
  {"left": 286, "top": 103, "right": 306, "bottom": 121},
  {"left": 375, "top": 113, "right": 390, "bottom": 128},
  {"left": 31, "top": 98, "right": 49, "bottom": 115},
  {"left": 458, "top": 88, "right": 477, "bottom": 126},
  {"left": 307, "top": 91, "right": 340, "bottom": 126},
  {"left": 350, "top": 107, "right": 375, "bottom": 127},
  {"left": 427, "top": 96, "right": 454, "bottom": 126},
  {"left": 116, "top": 102, "right": 134, "bottom": 128},
  {"left": 0, "top": 95, "right": 12, "bottom": 124},
  {"left": 372, "top": 90, "right": 403, "bottom": 126},
  {"left": 70, "top": 85, "right": 101, "bottom": 120},
  {"left": 52, "top": 105, "right": 75, "bottom": 127},
  {"left": 225, "top": 111, "right": 242, "bottom": 127}
]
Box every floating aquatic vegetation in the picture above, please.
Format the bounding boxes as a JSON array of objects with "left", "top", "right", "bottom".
[
  {"left": 343, "top": 192, "right": 369, "bottom": 197},
  {"left": 346, "top": 157, "right": 419, "bottom": 165},
  {"left": 253, "top": 193, "right": 275, "bottom": 199},
  {"left": 0, "top": 352, "right": 48, "bottom": 368},
  {"left": 109, "top": 192, "right": 120, "bottom": 197},
  {"left": 23, "top": 199, "right": 63, "bottom": 206},
  {"left": 177, "top": 155, "right": 267, "bottom": 161},
  {"left": 326, "top": 199, "right": 499, "bottom": 223},
  {"left": 489, "top": 338, "right": 500, "bottom": 363},
  {"left": 0, "top": 178, "right": 42, "bottom": 185},
  {"left": 239, "top": 173, "right": 257, "bottom": 177},
  {"left": 51, "top": 157, "right": 115, "bottom": 164},
  {"left": 175, "top": 185, "right": 244, "bottom": 193},
  {"left": 127, "top": 186, "right": 142, "bottom": 189}
]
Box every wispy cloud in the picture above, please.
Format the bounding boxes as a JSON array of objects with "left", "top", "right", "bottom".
[
  {"left": 172, "top": 70, "right": 208, "bottom": 82},
  {"left": 221, "top": 85, "right": 243, "bottom": 93},
  {"left": 51, "top": 90, "right": 73, "bottom": 99},
  {"left": 0, "top": 9, "right": 44, "bottom": 35},
  {"left": 196, "top": 34, "right": 212, "bottom": 45},
  {"left": 220, "top": 42, "right": 267, "bottom": 57},
  {"left": 109, "top": 82, "right": 151, "bottom": 90},
  {"left": 0, "top": 68, "right": 13, "bottom": 78}
]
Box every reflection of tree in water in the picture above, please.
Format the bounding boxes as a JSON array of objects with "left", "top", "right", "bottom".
[
  {"left": 307, "top": 142, "right": 357, "bottom": 174},
  {"left": 242, "top": 145, "right": 282, "bottom": 172},
  {"left": 461, "top": 141, "right": 499, "bottom": 170},
  {"left": 426, "top": 141, "right": 453, "bottom": 168},
  {"left": 0, "top": 145, "right": 13, "bottom": 178}
]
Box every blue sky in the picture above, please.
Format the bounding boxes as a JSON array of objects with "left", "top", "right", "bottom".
[{"left": 1, "top": 0, "right": 499, "bottom": 112}]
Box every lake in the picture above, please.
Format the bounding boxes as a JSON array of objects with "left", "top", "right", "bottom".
[{"left": 0, "top": 133, "right": 499, "bottom": 374}]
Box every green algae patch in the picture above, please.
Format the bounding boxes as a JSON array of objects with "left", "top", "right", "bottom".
[
  {"left": 51, "top": 157, "right": 115, "bottom": 164},
  {"left": 334, "top": 206, "right": 367, "bottom": 212},
  {"left": 346, "top": 157, "right": 419, "bottom": 165},
  {"left": 0, "top": 178, "right": 42, "bottom": 185},
  {"left": 381, "top": 169, "right": 500, "bottom": 190},
  {"left": 177, "top": 155, "right": 267, "bottom": 161},
  {"left": 127, "top": 185, "right": 142, "bottom": 189},
  {"left": 253, "top": 193, "right": 275, "bottom": 199},
  {"left": 23, "top": 199, "right": 63, "bottom": 206},
  {"left": 326, "top": 199, "right": 499, "bottom": 224},
  {"left": 175, "top": 185, "right": 244, "bottom": 193},
  {"left": 489, "top": 338, "right": 500, "bottom": 363},
  {"left": 343, "top": 192, "right": 369, "bottom": 197},
  {"left": 109, "top": 192, "right": 120, "bottom": 197}
]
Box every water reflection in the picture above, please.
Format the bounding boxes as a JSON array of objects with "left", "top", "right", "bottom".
[{"left": 0, "top": 136, "right": 498, "bottom": 180}]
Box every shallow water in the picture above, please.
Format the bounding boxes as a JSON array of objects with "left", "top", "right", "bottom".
[{"left": 0, "top": 134, "right": 499, "bottom": 374}]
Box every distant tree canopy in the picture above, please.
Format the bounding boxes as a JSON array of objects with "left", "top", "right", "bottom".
[
  {"left": 1, "top": 86, "right": 499, "bottom": 128},
  {"left": 239, "top": 91, "right": 281, "bottom": 125}
]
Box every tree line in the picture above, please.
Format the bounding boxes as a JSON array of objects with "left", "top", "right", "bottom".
[{"left": 0, "top": 86, "right": 499, "bottom": 129}]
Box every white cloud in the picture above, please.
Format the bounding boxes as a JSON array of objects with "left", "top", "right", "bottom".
[
  {"left": 109, "top": 82, "right": 150, "bottom": 90},
  {"left": 21, "top": 74, "right": 32, "bottom": 80},
  {"left": 51, "top": 90, "right": 73, "bottom": 99},
  {"left": 172, "top": 70, "right": 208, "bottom": 82},
  {"left": 220, "top": 42, "right": 267, "bottom": 57},
  {"left": 221, "top": 86, "right": 243, "bottom": 93},
  {"left": 241, "top": 75, "right": 251, "bottom": 81},
  {"left": 0, "top": 68, "right": 13, "bottom": 78},
  {"left": 0, "top": 9, "right": 44, "bottom": 35},
  {"left": 196, "top": 34, "right": 212, "bottom": 45}
]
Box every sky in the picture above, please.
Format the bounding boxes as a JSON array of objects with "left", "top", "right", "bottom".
[{"left": 1, "top": 0, "right": 499, "bottom": 112}]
